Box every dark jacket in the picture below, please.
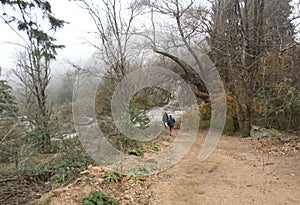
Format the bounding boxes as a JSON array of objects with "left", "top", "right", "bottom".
[
  {"left": 167, "top": 117, "right": 175, "bottom": 127},
  {"left": 162, "top": 113, "right": 168, "bottom": 122}
]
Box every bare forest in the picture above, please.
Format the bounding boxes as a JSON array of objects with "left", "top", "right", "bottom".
[{"left": 0, "top": 0, "right": 299, "bottom": 204}]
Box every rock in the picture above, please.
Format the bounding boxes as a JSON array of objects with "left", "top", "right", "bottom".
[
  {"left": 250, "top": 125, "right": 269, "bottom": 139},
  {"left": 80, "top": 170, "right": 90, "bottom": 175},
  {"left": 96, "top": 177, "right": 105, "bottom": 184},
  {"left": 52, "top": 188, "right": 65, "bottom": 196},
  {"left": 29, "top": 192, "right": 54, "bottom": 205}
]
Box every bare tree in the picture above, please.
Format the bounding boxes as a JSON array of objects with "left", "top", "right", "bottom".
[
  {"left": 1, "top": 1, "right": 65, "bottom": 152},
  {"left": 207, "top": 0, "right": 300, "bottom": 135},
  {"left": 208, "top": 0, "right": 266, "bottom": 135},
  {"left": 80, "top": 0, "right": 141, "bottom": 80},
  {"left": 137, "top": 0, "right": 214, "bottom": 101}
]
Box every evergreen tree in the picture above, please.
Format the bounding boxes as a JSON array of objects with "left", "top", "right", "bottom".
[
  {"left": 0, "top": 79, "right": 18, "bottom": 117},
  {"left": 264, "top": 0, "right": 295, "bottom": 50}
]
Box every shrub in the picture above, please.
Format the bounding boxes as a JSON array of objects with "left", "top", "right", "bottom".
[
  {"left": 82, "top": 191, "right": 117, "bottom": 205},
  {"left": 105, "top": 171, "right": 120, "bottom": 183},
  {"left": 128, "top": 148, "right": 144, "bottom": 157},
  {"left": 151, "top": 145, "right": 160, "bottom": 152},
  {"left": 21, "top": 139, "right": 94, "bottom": 183},
  {"left": 129, "top": 167, "right": 149, "bottom": 178},
  {"left": 174, "top": 105, "right": 203, "bottom": 130}
]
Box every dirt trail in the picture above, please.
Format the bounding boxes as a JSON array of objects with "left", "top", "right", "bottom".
[
  {"left": 149, "top": 132, "right": 300, "bottom": 205},
  {"left": 28, "top": 131, "right": 300, "bottom": 205}
]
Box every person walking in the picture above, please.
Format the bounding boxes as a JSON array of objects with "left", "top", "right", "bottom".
[
  {"left": 162, "top": 112, "right": 168, "bottom": 128},
  {"left": 167, "top": 115, "right": 175, "bottom": 136}
]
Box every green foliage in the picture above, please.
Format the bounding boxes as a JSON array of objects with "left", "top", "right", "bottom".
[
  {"left": 128, "top": 148, "right": 144, "bottom": 157},
  {"left": 105, "top": 171, "right": 120, "bottom": 183},
  {"left": 21, "top": 115, "right": 60, "bottom": 153},
  {"left": 151, "top": 145, "right": 160, "bottom": 152},
  {"left": 1, "top": 0, "right": 65, "bottom": 60},
  {"left": 250, "top": 48, "right": 300, "bottom": 133},
  {"left": 50, "top": 153, "right": 92, "bottom": 182},
  {"left": 22, "top": 128, "right": 46, "bottom": 149},
  {"left": 129, "top": 167, "right": 149, "bottom": 179},
  {"left": 134, "top": 167, "right": 149, "bottom": 175},
  {"left": 82, "top": 191, "right": 117, "bottom": 205},
  {"left": 259, "top": 82, "right": 300, "bottom": 132},
  {"left": 0, "top": 153, "right": 10, "bottom": 163},
  {"left": 21, "top": 140, "right": 94, "bottom": 183},
  {"left": 0, "top": 80, "right": 18, "bottom": 117}
]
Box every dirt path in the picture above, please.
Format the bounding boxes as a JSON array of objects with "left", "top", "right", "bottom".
[
  {"left": 148, "top": 132, "right": 300, "bottom": 205},
  {"left": 29, "top": 131, "right": 300, "bottom": 205}
]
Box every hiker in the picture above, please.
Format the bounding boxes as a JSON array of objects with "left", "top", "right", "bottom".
[
  {"left": 162, "top": 112, "right": 169, "bottom": 128},
  {"left": 167, "top": 115, "right": 175, "bottom": 136}
]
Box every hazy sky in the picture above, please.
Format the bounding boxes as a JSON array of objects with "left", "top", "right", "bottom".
[
  {"left": 0, "top": 0, "right": 97, "bottom": 77},
  {"left": 0, "top": 0, "right": 299, "bottom": 78}
]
